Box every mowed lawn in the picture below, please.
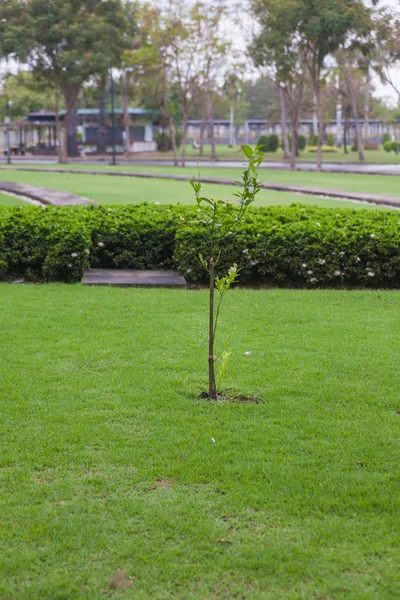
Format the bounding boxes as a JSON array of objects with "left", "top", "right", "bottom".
[
  {"left": 2, "top": 162, "right": 400, "bottom": 197},
  {"left": 0, "top": 169, "right": 392, "bottom": 209},
  {"left": 0, "top": 192, "right": 26, "bottom": 206},
  {"left": 1, "top": 285, "right": 400, "bottom": 599}
]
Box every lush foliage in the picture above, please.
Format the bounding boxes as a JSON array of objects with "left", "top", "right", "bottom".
[
  {"left": 2, "top": 203, "right": 400, "bottom": 288},
  {"left": 256, "top": 134, "right": 269, "bottom": 153},
  {"left": 326, "top": 134, "right": 335, "bottom": 147},
  {"left": 297, "top": 134, "right": 306, "bottom": 151},
  {"left": 155, "top": 130, "right": 183, "bottom": 151}
]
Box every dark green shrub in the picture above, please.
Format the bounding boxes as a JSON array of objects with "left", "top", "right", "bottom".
[
  {"left": 391, "top": 141, "right": 399, "bottom": 153},
  {"left": 2, "top": 204, "right": 400, "bottom": 289},
  {"left": 175, "top": 205, "right": 400, "bottom": 288},
  {"left": 309, "top": 134, "right": 318, "bottom": 146},
  {"left": 155, "top": 130, "right": 182, "bottom": 151},
  {"left": 297, "top": 134, "right": 306, "bottom": 151},
  {"left": 326, "top": 134, "right": 335, "bottom": 147},
  {"left": 382, "top": 133, "right": 390, "bottom": 144},
  {"left": 257, "top": 135, "right": 269, "bottom": 153},
  {"left": 383, "top": 140, "right": 393, "bottom": 152},
  {"left": 267, "top": 133, "right": 279, "bottom": 152}
]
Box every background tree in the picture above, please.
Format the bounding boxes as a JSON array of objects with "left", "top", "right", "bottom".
[{"left": 3, "top": 0, "right": 133, "bottom": 163}]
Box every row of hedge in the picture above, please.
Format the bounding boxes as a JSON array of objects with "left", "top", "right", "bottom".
[{"left": 1, "top": 203, "right": 400, "bottom": 287}]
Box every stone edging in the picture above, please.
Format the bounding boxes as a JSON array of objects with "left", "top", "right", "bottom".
[{"left": 0, "top": 180, "right": 96, "bottom": 206}]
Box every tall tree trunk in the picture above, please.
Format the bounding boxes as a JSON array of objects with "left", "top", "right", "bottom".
[
  {"left": 61, "top": 86, "right": 79, "bottom": 164},
  {"left": 277, "top": 82, "right": 290, "bottom": 160},
  {"left": 315, "top": 80, "right": 324, "bottom": 172},
  {"left": 97, "top": 76, "right": 107, "bottom": 155},
  {"left": 168, "top": 115, "right": 178, "bottom": 166},
  {"left": 53, "top": 92, "right": 63, "bottom": 164},
  {"left": 351, "top": 92, "right": 365, "bottom": 162},
  {"left": 343, "top": 112, "right": 348, "bottom": 154},
  {"left": 181, "top": 107, "right": 188, "bottom": 167},
  {"left": 120, "top": 72, "right": 131, "bottom": 156},
  {"left": 199, "top": 116, "right": 206, "bottom": 156},
  {"left": 207, "top": 95, "right": 216, "bottom": 160}
]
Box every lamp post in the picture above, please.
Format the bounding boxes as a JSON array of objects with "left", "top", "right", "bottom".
[
  {"left": 5, "top": 100, "right": 12, "bottom": 165},
  {"left": 110, "top": 69, "right": 117, "bottom": 166}
]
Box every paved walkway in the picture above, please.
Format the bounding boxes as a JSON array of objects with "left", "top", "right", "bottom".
[
  {"left": 0, "top": 181, "right": 95, "bottom": 206},
  {"left": 1, "top": 167, "right": 399, "bottom": 208},
  {"left": 82, "top": 269, "right": 187, "bottom": 288}
]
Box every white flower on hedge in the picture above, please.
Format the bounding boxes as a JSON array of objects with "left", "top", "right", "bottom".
[
  {"left": 334, "top": 270, "right": 342, "bottom": 276},
  {"left": 318, "top": 259, "right": 326, "bottom": 265},
  {"left": 242, "top": 249, "right": 249, "bottom": 254},
  {"left": 370, "top": 234, "right": 376, "bottom": 238},
  {"left": 356, "top": 257, "right": 361, "bottom": 263},
  {"left": 307, "top": 270, "right": 313, "bottom": 275},
  {"left": 71, "top": 252, "right": 78, "bottom": 258},
  {"left": 310, "top": 277, "right": 318, "bottom": 283},
  {"left": 367, "top": 271, "right": 375, "bottom": 277},
  {"left": 67, "top": 263, "right": 72, "bottom": 268},
  {"left": 340, "top": 251, "right": 345, "bottom": 256},
  {"left": 316, "top": 222, "right": 321, "bottom": 227},
  {"left": 98, "top": 242, "right": 104, "bottom": 247},
  {"left": 85, "top": 249, "right": 90, "bottom": 255},
  {"left": 302, "top": 263, "right": 307, "bottom": 268}
]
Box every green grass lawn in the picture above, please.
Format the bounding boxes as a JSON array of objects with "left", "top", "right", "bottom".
[
  {"left": 135, "top": 144, "right": 400, "bottom": 164},
  {"left": 0, "top": 170, "right": 392, "bottom": 210},
  {"left": 1, "top": 285, "right": 400, "bottom": 599},
  {"left": 4, "top": 162, "right": 400, "bottom": 198},
  {"left": 0, "top": 192, "right": 27, "bottom": 206}
]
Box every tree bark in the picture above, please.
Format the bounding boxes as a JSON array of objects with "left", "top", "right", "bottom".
[
  {"left": 61, "top": 86, "right": 79, "bottom": 164},
  {"left": 351, "top": 93, "right": 365, "bottom": 161},
  {"left": 277, "top": 82, "right": 290, "bottom": 160},
  {"left": 181, "top": 107, "right": 188, "bottom": 167},
  {"left": 315, "top": 81, "right": 324, "bottom": 172},
  {"left": 290, "top": 117, "right": 298, "bottom": 171},
  {"left": 97, "top": 76, "right": 107, "bottom": 155},
  {"left": 168, "top": 115, "right": 178, "bottom": 166},
  {"left": 207, "top": 95, "right": 216, "bottom": 160},
  {"left": 199, "top": 116, "right": 206, "bottom": 156},
  {"left": 208, "top": 258, "right": 217, "bottom": 398},
  {"left": 120, "top": 72, "right": 132, "bottom": 156}
]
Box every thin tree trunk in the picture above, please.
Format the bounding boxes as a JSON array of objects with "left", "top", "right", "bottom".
[
  {"left": 207, "top": 95, "right": 216, "bottom": 160},
  {"left": 351, "top": 92, "right": 365, "bottom": 161},
  {"left": 97, "top": 77, "right": 107, "bottom": 155},
  {"left": 199, "top": 116, "right": 206, "bottom": 156},
  {"left": 277, "top": 83, "right": 290, "bottom": 160},
  {"left": 61, "top": 86, "right": 79, "bottom": 164},
  {"left": 315, "top": 81, "right": 324, "bottom": 172},
  {"left": 120, "top": 72, "right": 131, "bottom": 156},
  {"left": 181, "top": 108, "right": 188, "bottom": 167},
  {"left": 168, "top": 115, "right": 178, "bottom": 166},
  {"left": 290, "top": 117, "right": 297, "bottom": 171},
  {"left": 52, "top": 90, "right": 63, "bottom": 164},
  {"left": 208, "top": 258, "right": 217, "bottom": 398}
]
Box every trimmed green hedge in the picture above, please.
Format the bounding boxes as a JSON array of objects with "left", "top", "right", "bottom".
[{"left": 1, "top": 203, "right": 400, "bottom": 288}]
